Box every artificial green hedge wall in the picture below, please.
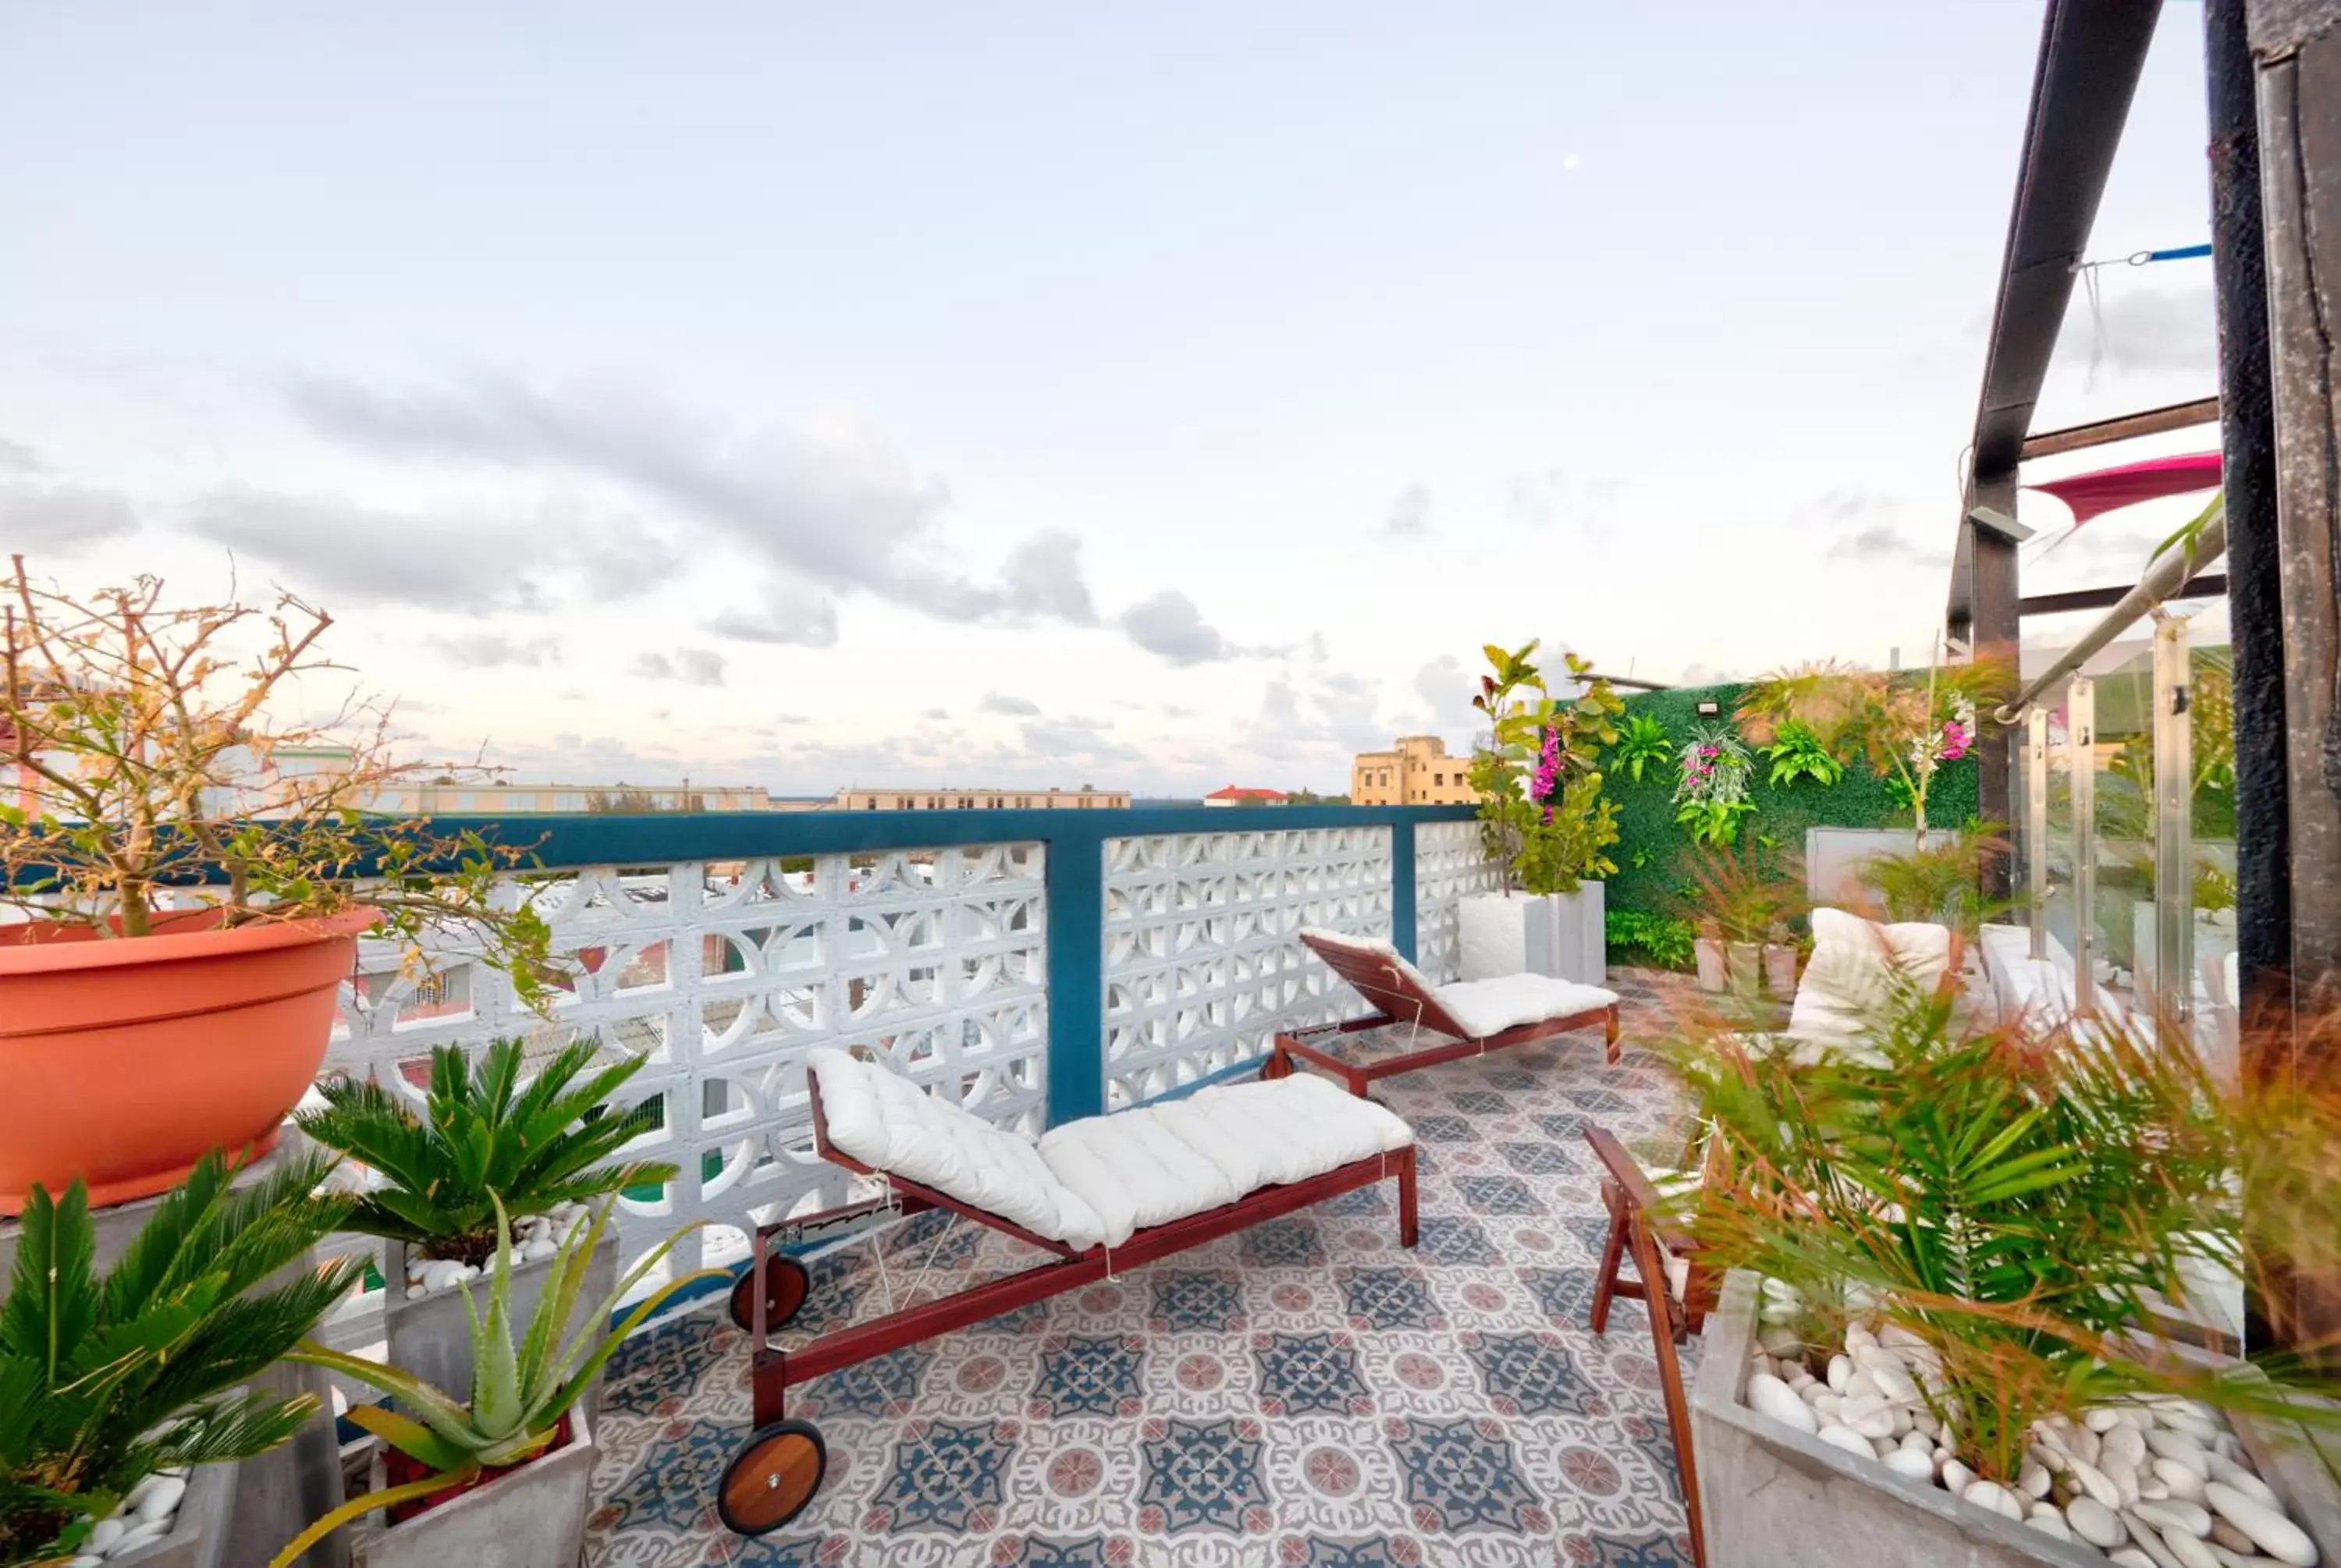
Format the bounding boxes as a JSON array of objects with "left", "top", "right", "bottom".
[{"left": 1600, "top": 681, "right": 1979, "bottom": 918}]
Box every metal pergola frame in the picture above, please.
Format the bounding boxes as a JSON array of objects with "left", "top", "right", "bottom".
[{"left": 1945, "top": 0, "right": 2329, "bottom": 1356}]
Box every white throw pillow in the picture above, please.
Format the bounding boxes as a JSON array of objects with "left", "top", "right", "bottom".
[{"left": 1787, "top": 907, "right": 1954, "bottom": 1048}]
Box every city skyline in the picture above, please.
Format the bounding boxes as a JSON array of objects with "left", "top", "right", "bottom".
[{"left": 1, "top": 5, "right": 2226, "bottom": 795}]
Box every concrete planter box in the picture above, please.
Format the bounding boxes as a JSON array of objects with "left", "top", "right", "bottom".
[
  {"left": 347, "top": 1406, "right": 595, "bottom": 1568},
  {"left": 1726, "top": 942, "right": 1761, "bottom": 996},
  {"left": 384, "top": 1228, "right": 616, "bottom": 1426},
  {"left": 1695, "top": 936, "right": 1727, "bottom": 992},
  {"left": 1762, "top": 943, "right": 1799, "bottom": 996},
  {"left": 1458, "top": 884, "right": 1606, "bottom": 984},
  {"left": 105, "top": 1453, "right": 234, "bottom": 1568},
  {"left": 1692, "top": 1271, "right": 2341, "bottom": 1568}
]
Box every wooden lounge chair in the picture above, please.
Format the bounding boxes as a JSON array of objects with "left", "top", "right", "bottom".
[
  {"left": 718, "top": 1045, "right": 1419, "bottom": 1536},
  {"left": 1266, "top": 926, "right": 1621, "bottom": 1096},
  {"left": 1586, "top": 1125, "right": 1713, "bottom": 1568}
]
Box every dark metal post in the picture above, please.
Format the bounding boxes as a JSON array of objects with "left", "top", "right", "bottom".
[
  {"left": 2209, "top": 0, "right": 2293, "bottom": 1033},
  {"left": 2237, "top": 0, "right": 2341, "bottom": 1365},
  {"left": 1969, "top": 474, "right": 2021, "bottom": 903},
  {"left": 2243, "top": 0, "right": 2341, "bottom": 992}
]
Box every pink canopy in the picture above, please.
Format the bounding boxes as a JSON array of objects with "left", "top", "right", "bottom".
[{"left": 2025, "top": 452, "right": 2222, "bottom": 524}]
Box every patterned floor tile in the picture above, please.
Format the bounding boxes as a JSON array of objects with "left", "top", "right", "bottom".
[{"left": 584, "top": 970, "right": 1703, "bottom": 1568}]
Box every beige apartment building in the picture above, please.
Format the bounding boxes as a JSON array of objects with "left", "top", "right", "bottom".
[
  {"left": 833, "top": 786, "right": 1132, "bottom": 811},
  {"left": 1350, "top": 736, "right": 1476, "bottom": 806}
]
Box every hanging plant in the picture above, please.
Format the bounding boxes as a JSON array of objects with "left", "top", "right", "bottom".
[
  {"left": 1671, "top": 720, "right": 1756, "bottom": 846},
  {"left": 1611, "top": 711, "right": 1675, "bottom": 782},
  {"left": 1760, "top": 719, "right": 1842, "bottom": 788}
]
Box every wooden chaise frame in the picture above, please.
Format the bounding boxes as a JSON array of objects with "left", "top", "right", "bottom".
[
  {"left": 716, "top": 1074, "right": 1419, "bottom": 1537},
  {"left": 1266, "top": 928, "right": 1620, "bottom": 1095}
]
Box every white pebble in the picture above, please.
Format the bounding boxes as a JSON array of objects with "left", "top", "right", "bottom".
[
  {"left": 2211, "top": 1548, "right": 2293, "bottom": 1568},
  {"left": 1942, "top": 1458, "right": 1975, "bottom": 1495},
  {"left": 2158, "top": 1524, "right": 2226, "bottom": 1568},
  {"left": 2069, "top": 1456, "right": 2124, "bottom": 1509},
  {"left": 2026, "top": 1511, "right": 2074, "bottom": 1541},
  {"left": 1797, "top": 1379, "right": 1830, "bottom": 1407},
  {"left": 2091, "top": 1408, "right": 2129, "bottom": 1433},
  {"left": 67, "top": 1556, "right": 101, "bottom": 1568},
  {"left": 1845, "top": 1370, "right": 1882, "bottom": 1400},
  {"left": 2111, "top": 1553, "right": 2159, "bottom": 1568},
  {"left": 133, "top": 1477, "right": 183, "bottom": 1524},
  {"left": 1870, "top": 1435, "right": 1901, "bottom": 1460},
  {"left": 1825, "top": 1354, "right": 1852, "bottom": 1393},
  {"left": 2136, "top": 1500, "right": 2215, "bottom": 1538},
  {"left": 1884, "top": 1447, "right": 1934, "bottom": 1481},
  {"left": 2202, "top": 1482, "right": 2318, "bottom": 1566},
  {"left": 2150, "top": 1431, "right": 2214, "bottom": 1478},
  {"left": 1813, "top": 1392, "right": 1844, "bottom": 1423},
  {"left": 1965, "top": 1480, "right": 2025, "bottom": 1520},
  {"left": 1816, "top": 1424, "right": 1874, "bottom": 1460},
  {"left": 107, "top": 1522, "right": 167, "bottom": 1556},
  {"left": 2213, "top": 1520, "right": 2261, "bottom": 1553},
  {"left": 520, "top": 1237, "right": 557, "bottom": 1262},
  {"left": 2208, "top": 1456, "right": 2280, "bottom": 1509},
  {"left": 2129, "top": 1524, "right": 2189, "bottom": 1568},
  {"left": 86, "top": 1520, "right": 124, "bottom": 1554},
  {"left": 1912, "top": 1412, "right": 1941, "bottom": 1438},
  {"left": 1899, "top": 1431, "right": 1932, "bottom": 1456},
  {"left": 2020, "top": 1460, "right": 2051, "bottom": 1499},
  {"left": 2069, "top": 1495, "right": 2129, "bottom": 1548},
  {"left": 2107, "top": 1425, "right": 2151, "bottom": 1468},
  {"left": 1748, "top": 1373, "right": 1819, "bottom": 1435}
]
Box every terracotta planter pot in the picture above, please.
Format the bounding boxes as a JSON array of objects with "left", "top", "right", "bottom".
[{"left": 0, "top": 910, "right": 373, "bottom": 1212}]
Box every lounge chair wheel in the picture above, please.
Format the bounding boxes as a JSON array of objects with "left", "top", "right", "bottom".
[
  {"left": 719, "top": 1420, "right": 826, "bottom": 1535},
  {"left": 730, "top": 1255, "right": 811, "bottom": 1335}
]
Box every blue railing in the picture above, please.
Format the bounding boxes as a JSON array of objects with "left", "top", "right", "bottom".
[
  {"left": 313, "top": 801, "right": 1494, "bottom": 1327},
  {"left": 391, "top": 803, "right": 1479, "bottom": 1126}
]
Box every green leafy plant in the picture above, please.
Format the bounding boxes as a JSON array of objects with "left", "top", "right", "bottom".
[
  {"left": 2194, "top": 860, "right": 2238, "bottom": 915},
  {"left": 297, "top": 1038, "right": 677, "bottom": 1268},
  {"left": 1851, "top": 820, "right": 2009, "bottom": 934},
  {"left": 0, "top": 1153, "right": 365, "bottom": 1567},
  {"left": 1605, "top": 908, "right": 1697, "bottom": 971},
  {"left": 275, "top": 1198, "right": 725, "bottom": 1564},
  {"left": 1760, "top": 720, "right": 1842, "bottom": 789},
  {"left": 1612, "top": 711, "right": 1675, "bottom": 783},
  {"left": 1671, "top": 721, "right": 1757, "bottom": 846},
  {"left": 1738, "top": 651, "right": 2011, "bottom": 848},
  {"left": 0, "top": 557, "right": 558, "bottom": 1006},
  {"left": 1666, "top": 981, "right": 2341, "bottom": 1488},
  {"left": 1467, "top": 641, "right": 1624, "bottom": 894}
]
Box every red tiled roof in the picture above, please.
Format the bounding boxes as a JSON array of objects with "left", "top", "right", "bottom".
[{"left": 1205, "top": 786, "right": 1287, "bottom": 800}]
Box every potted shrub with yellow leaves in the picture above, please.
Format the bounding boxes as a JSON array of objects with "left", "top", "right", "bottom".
[
  {"left": 1459, "top": 640, "right": 1622, "bottom": 984},
  {"left": 0, "top": 557, "right": 554, "bottom": 1214},
  {"left": 277, "top": 1198, "right": 721, "bottom": 1568}
]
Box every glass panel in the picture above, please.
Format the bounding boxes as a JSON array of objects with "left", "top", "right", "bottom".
[{"left": 2087, "top": 644, "right": 2156, "bottom": 1011}]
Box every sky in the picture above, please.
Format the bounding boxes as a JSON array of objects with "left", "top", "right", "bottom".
[{"left": 0, "top": 3, "right": 2228, "bottom": 795}]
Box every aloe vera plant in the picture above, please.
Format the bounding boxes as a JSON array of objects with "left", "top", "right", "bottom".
[{"left": 272, "top": 1197, "right": 723, "bottom": 1564}]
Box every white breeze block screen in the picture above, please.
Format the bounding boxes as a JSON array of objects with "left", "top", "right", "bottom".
[
  {"left": 1414, "top": 818, "right": 1504, "bottom": 984},
  {"left": 1102, "top": 827, "right": 1393, "bottom": 1109},
  {"left": 326, "top": 845, "right": 1047, "bottom": 1301}
]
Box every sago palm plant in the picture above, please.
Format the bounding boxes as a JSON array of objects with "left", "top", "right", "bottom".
[
  {"left": 1668, "top": 977, "right": 2341, "bottom": 1485},
  {"left": 297, "top": 1038, "right": 677, "bottom": 1267},
  {"left": 273, "top": 1197, "right": 723, "bottom": 1564},
  {"left": 0, "top": 1152, "right": 365, "bottom": 1566}
]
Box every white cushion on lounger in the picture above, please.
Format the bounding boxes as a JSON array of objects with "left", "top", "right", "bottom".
[
  {"left": 1435, "top": 974, "right": 1618, "bottom": 1038},
  {"left": 1787, "top": 906, "right": 1955, "bottom": 1048},
  {"left": 811, "top": 1046, "right": 1413, "bottom": 1254},
  {"left": 1041, "top": 1074, "right": 1411, "bottom": 1247},
  {"left": 809, "top": 1048, "right": 1112, "bottom": 1250},
  {"left": 1298, "top": 925, "right": 1618, "bottom": 1039}
]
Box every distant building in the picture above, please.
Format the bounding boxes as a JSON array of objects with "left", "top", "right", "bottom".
[
  {"left": 1202, "top": 786, "right": 1288, "bottom": 808},
  {"left": 832, "top": 786, "right": 1132, "bottom": 811},
  {"left": 1350, "top": 736, "right": 1476, "bottom": 806},
  {"left": 362, "top": 780, "right": 783, "bottom": 814}
]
